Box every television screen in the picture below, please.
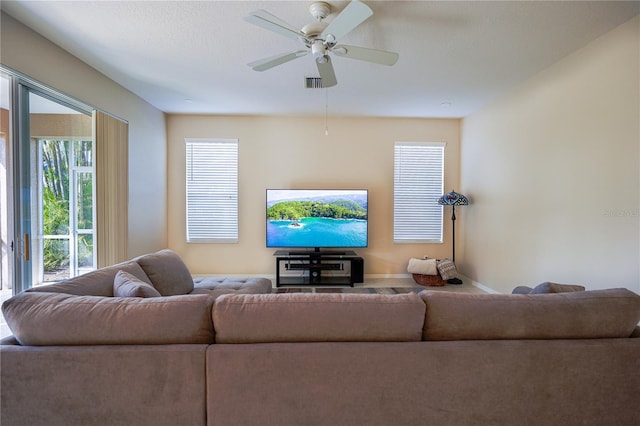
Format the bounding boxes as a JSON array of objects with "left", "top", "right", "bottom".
[{"left": 266, "top": 189, "right": 368, "bottom": 249}]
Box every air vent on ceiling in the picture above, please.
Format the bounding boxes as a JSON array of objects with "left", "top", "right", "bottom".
[{"left": 305, "top": 77, "right": 324, "bottom": 89}]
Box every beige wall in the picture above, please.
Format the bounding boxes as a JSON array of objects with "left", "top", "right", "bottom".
[
  {"left": 167, "top": 115, "right": 460, "bottom": 276},
  {"left": 460, "top": 16, "right": 639, "bottom": 294},
  {"left": 1, "top": 12, "right": 168, "bottom": 257}
]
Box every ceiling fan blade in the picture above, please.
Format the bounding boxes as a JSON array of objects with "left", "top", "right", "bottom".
[
  {"left": 316, "top": 56, "right": 337, "bottom": 88},
  {"left": 248, "top": 50, "right": 308, "bottom": 72},
  {"left": 321, "top": 0, "right": 373, "bottom": 44},
  {"left": 245, "top": 10, "right": 308, "bottom": 42},
  {"left": 332, "top": 44, "right": 399, "bottom": 66}
]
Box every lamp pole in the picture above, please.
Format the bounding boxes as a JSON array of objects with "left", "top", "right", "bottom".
[{"left": 450, "top": 204, "right": 456, "bottom": 263}]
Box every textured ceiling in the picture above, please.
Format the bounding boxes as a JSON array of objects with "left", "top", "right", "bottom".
[{"left": 2, "top": 1, "right": 638, "bottom": 118}]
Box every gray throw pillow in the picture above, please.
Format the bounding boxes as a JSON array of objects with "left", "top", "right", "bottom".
[
  {"left": 135, "top": 249, "right": 194, "bottom": 296},
  {"left": 113, "top": 270, "right": 162, "bottom": 298}
]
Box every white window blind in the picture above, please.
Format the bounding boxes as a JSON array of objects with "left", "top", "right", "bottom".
[
  {"left": 394, "top": 142, "right": 445, "bottom": 243},
  {"left": 185, "top": 138, "right": 238, "bottom": 243}
]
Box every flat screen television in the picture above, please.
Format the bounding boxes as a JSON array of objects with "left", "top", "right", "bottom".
[{"left": 266, "top": 189, "right": 368, "bottom": 252}]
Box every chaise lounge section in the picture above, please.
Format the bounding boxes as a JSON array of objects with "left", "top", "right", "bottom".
[
  {"left": 1, "top": 250, "right": 639, "bottom": 425},
  {"left": 24, "top": 248, "right": 273, "bottom": 298}
]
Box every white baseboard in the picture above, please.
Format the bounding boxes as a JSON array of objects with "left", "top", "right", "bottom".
[{"left": 460, "top": 275, "right": 501, "bottom": 294}]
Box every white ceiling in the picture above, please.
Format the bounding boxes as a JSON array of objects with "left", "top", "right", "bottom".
[{"left": 2, "top": 0, "right": 638, "bottom": 118}]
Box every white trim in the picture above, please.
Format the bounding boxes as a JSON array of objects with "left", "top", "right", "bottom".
[{"left": 459, "top": 275, "right": 502, "bottom": 294}]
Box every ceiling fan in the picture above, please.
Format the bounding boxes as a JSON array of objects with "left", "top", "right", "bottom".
[{"left": 244, "top": 0, "right": 399, "bottom": 88}]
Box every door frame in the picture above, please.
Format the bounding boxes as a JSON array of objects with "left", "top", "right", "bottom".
[{"left": 3, "top": 66, "right": 93, "bottom": 294}]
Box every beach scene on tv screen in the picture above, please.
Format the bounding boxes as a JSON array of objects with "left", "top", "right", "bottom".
[{"left": 266, "top": 190, "right": 368, "bottom": 248}]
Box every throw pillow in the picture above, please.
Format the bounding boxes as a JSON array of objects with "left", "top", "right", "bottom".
[
  {"left": 530, "top": 282, "right": 586, "bottom": 294},
  {"left": 407, "top": 258, "right": 438, "bottom": 275},
  {"left": 113, "top": 270, "right": 162, "bottom": 298},
  {"left": 437, "top": 259, "right": 458, "bottom": 280},
  {"left": 134, "top": 249, "right": 194, "bottom": 296}
]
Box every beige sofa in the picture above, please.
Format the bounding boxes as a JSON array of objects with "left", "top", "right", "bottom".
[{"left": 2, "top": 251, "right": 639, "bottom": 426}]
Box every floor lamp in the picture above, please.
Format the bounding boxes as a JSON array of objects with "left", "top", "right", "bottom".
[{"left": 438, "top": 190, "right": 469, "bottom": 284}]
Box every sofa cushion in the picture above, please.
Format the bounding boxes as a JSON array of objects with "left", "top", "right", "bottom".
[
  {"left": 113, "top": 270, "right": 162, "bottom": 298},
  {"left": 134, "top": 249, "right": 194, "bottom": 296},
  {"left": 213, "top": 293, "right": 426, "bottom": 343},
  {"left": 192, "top": 277, "right": 273, "bottom": 294},
  {"left": 420, "top": 288, "right": 640, "bottom": 341},
  {"left": 2, "top": 291, "right": 215, "bottom": 345},
  {"left": 26, "top": 261, "right": 152, "bottom": 297}
]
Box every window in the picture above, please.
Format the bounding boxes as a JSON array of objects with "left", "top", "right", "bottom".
[
  {"left": 185, "top": 138, "right": 238, "bottom": 242},
  {"left": 393, "top": 141, "right": 445, "bottom": 243}
]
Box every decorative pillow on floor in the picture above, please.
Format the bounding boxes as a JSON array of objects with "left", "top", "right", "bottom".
[
  {"left": 114, "top": 270, "right": 162, "bottom": 298},
  {"left": 437, "top": 259, "right": 458, "bottom": 280},
  {"left": 407, "top": 258, "right": 438, "bottom": 275}
]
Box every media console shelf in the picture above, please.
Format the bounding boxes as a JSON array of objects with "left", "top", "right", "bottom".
[{"left": 274, "top": 250, "right": 364, "bottom": 287}]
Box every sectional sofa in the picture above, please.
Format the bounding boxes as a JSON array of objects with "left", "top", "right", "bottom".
[{"left": 1, "top": 249, "right": 639, "bottom": 426}]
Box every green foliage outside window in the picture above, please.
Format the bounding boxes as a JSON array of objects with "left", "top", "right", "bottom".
[{"left": 41, "top": 139, "right": 93, "bottom": 273}]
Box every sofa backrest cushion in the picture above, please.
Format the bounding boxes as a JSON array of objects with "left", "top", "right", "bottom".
[
  {"left": 420, "top": 288, "right": 640, "bottom": 341},
  {"left": 113, "top": 270, "right": 162, "bottom": 298},
  {"left": 213, "top": 293, "right": 426, "bottom": 343},
  {"left": 134, "top": 249, "right": 194, "bottom": 296},
  {"left": 26, "top": 261, "right": 151, "bottom": 297},
  {"left": 2, "top": 291, "right": 215, "bottom": 345}
]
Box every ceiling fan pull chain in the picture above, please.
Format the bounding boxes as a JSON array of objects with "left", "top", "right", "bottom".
[{"left": 325, "top": 88, "right": 329, "bottom": 137}]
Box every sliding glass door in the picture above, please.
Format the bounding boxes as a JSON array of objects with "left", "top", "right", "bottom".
[
  {"left": 0, "top": 73, "right": 11, "bottom": 295},
  {"left": 10, "top": 75, "right": 95, "bottom": 293}
]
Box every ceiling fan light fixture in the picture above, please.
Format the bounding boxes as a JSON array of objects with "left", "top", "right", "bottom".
[
  {"left": 311, "top": 39, "right": 326, "bottom": 59},
  {"left": 324, "top": 34, "right": 336, "bottom": 46}
]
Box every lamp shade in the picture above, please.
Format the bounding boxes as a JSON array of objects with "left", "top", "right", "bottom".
[{"left": 438, "top": 190, "right": 469, "bottom": 206}]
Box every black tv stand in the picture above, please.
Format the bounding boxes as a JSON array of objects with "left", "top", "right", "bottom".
[
  {"left": 274, "top": 250, "right": 364, "bottom": 287},
  {"left": 286, "top": 249, "right": 347, "bottom": 256}
]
